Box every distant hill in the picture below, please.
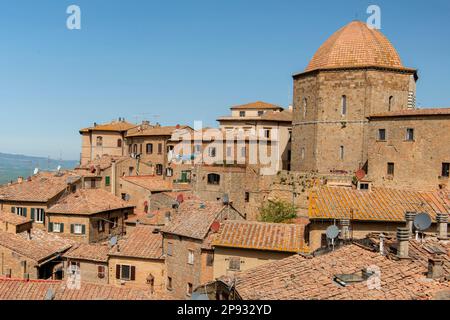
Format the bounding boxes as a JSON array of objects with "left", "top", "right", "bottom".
[{"left": 0, "top": 153, "right": 79, "bottom": 185}]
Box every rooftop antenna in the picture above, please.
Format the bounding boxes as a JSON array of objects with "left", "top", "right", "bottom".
[
  {"left": 413, "top": 213, "right": 432, "bottom": 241},
  {"left": 326, "top": 225, "right": 340, "bottom": 251}
]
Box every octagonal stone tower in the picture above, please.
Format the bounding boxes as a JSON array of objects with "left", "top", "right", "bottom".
[{"left": 291, "top": 21, "right": 418, "bottom": 174}]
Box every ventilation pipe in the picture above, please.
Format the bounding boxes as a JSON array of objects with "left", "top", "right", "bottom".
[
  {"left": 405, "top": 211, "right": 416, "bottom": 237},
  {"left": 436, "top": 213, "right": 448, "bottom": 240},
  {"left": 396, "top": 227, "right": 410, "bottom": 259},
  {"left": 340, "top": 219, "right": 351, "bottom": 241}
]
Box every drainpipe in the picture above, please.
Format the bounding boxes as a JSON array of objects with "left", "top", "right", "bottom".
[{"left": 111, "top": 160, "right": 117, "bottom": 196}]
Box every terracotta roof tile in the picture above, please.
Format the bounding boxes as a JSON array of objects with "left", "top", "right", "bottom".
[
  {"left": 213, "top": 220, "right": 308, "bottom": 253},
  {"left": 63, "top": 243, "right": 110, "bottom": 263},
  {"left": 0, "top": 171, "right": 80, "bottom": 203},
  {"left": 369, "top": 108, "right": 450, "bottom": 119},
  {"left": 231, "top": 239, "right": 449, "bottom": 300},
  {"left": 47, "top": 189, "right": 134, "bottom": 215},
  {"left": 0, "top": 211, "right": 32, "bottom": 225},
  {"left": 121, "top": 176, "right": 174, "bottom": 192},
  {"left": 304, "top": 21, "right": 412, "bottom": 73},
  {"left": 161, "top": 200, "right": 227, "bottom": 240},
  {"left": 126, "top": 125, "right": 191, "bottom": 138},
  {"left": 0, "top": 278, "right": 159, "bottom": 300},
  {"left": 0, "top": 229, "right": 74, "bottom": 263},
  {"left": 109, "top": 226, "right": 163, "bottom": 260},
  {"left": 76, "top": 155, "right": 128, "bottom": 171},
  {"left": 309, "top": 186, "right": 450, "bottom": 222},
  {"left": 230, "top": 101, "right": 283, "bottom": 111},
  {"left": 80, "top": 120, "right": 136, "bottom": 133}
]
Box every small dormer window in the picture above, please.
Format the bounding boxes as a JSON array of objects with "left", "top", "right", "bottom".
[
  {"left": 239, "top": 111, "right": 246, "bottom": 117},
  {"left": 334, "top": 269, "right": 375, "bottom": 287},
  {"left": 258, "top": 111, "right": 264, "bottom": 116}
]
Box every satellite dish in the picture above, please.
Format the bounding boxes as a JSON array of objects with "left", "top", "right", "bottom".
[
  {"left": 414, "top": 213, "right": 432, "bottom": 231},
  {"left": 33, "top": 168, "right": 39, "bottom": 175},
  {"left": 44, "top": 288, "right": 55, "bottom": 301},
  {"left": 109, "top": 236, "right": 118, "bottom": 247},
  {"left": 326, "top": 225, "right": 340, "bottom": 239}
]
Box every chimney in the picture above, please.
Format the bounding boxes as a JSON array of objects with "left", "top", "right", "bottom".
[
  {"left": 142, "top": 120, "right": 150, "bottom": 126},
  {"left": 17, "top": 177, "right": 24, "bottom": 184},
  {"left": 340, "top": 219, "right": 351, "bottom": 241},
  {"left": 396, "top": 227, "right": 410, "bottom": 259},
  {"left": 436, "top": 213, "right": 448, "bottom": 240},
  {"left": 427, "top": 257, "right": 444, "bottom": 279},
  {"left": 405, "top": 211, "right": 416, "bottom": 237}
]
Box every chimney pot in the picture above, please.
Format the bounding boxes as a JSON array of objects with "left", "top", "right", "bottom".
[
  {"left": 396, "top": 227, "right": 410, "bottom": 259},
  {"left": 436, "top": 213, "right": 448, "bottom": 240},
  {"left": 405, "top": 211, "right": 416, "bottom": 237},
  {"left": 340, "top": 219, "right": 351, "bottom": 240},
  {"left": 427, "top": 258, "right": 444, "bottom": 279}
]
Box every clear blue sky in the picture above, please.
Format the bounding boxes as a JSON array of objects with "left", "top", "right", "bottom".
[{"left": 1, "top": 0, "right": 449, "bottom": 160}]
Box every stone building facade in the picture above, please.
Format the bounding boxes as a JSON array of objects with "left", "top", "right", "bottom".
[
  {"left": 291, "top": 21, "right": 417, "bottom": 175},
  {"left": 367, "top": 109, "right": 450, "bottom": 191}
]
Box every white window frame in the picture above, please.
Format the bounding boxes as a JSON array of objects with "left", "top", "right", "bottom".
[
  {"left": 74, "top": 224, "right": 83, "bottom": 235},
  {"left": 53, "top": 223, "right": 62, "bottom": 233},
  {"left": 187, "top": 250, "right": 195, "bottom": 265}
]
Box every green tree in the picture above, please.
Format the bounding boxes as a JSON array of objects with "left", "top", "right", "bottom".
[{"left": 259, "top": 199, "right": 298, "bottom": 223}]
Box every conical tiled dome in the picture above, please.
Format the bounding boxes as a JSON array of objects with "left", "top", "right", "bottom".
[{"left": 305, "top": 21, "right": 404, "bottom": 72}]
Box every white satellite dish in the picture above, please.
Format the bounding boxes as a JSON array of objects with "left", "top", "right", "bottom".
[
  {"left": 414, "top": 213, "right": 432, "bottom": 231},
  {"left": 33, "top": 168, "right": 39, "bottom": 175},
  {"left": 326, "top": 225, "right": 340, "bottom": 239},
  {"left": 109, "top": 236, "right": 118, "bottom": 247}
]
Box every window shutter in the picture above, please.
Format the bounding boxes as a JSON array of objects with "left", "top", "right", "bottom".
[
  {"left": 60, "top": 223, "right": 64, "bottom": 233},
  {"left": 81, "top": 225, "right": 86, "bottom": 235},
  {"left": 30, "top": 209, "right": 35, "bottom": 221},
  {"left": 23, "top": 208, "right": 27, "bottom": 217},
  {"left": 48, "top": 223, "right": 53, "bottom": 232},
  {"left": 116, "top": 265, "right": 121, "bottom": 279},
  {"left": 10, "top": 207, "right": 15, "bottom": 214},
  {"left": 130, "top": 266, "right": 136, "bottom": 281},
  {"left": 70, "top": 224, "right": 74, "bottom": 234}
]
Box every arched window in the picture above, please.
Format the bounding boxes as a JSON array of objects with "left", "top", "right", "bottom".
[
  {"left": 128, "top": 144, "right": 132, "bottom": 154},
  {"left": 156, "top": 164, "right": 163, "bottom": 176},
  {"left": 388, "top": 96, "right": 394, "bottom": 111},
  {"left": 303, "top": 98, "right": 307, "bottom": 119},
  {"left": 207, "top": 173, "right": 220, "bottom": 185},
  {"left": 341, "top": 95, "right": 347, "bottom": 116},
  {"left": 117, "top": 139, "right": 122, "bottom": 148},
  {"left": 96, "top": 136, "right": 103, "bottom": 147}
]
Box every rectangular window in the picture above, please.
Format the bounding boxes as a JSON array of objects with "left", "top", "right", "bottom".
[
  {"left": 98, "top": 220, "right": 105, "bottom": 232},
  {"left": 105, "top": 176, "right": 111, "bottom": 187},
  {"left": 35, "top": 208, "right": 45, "bottom": 223},
  {"left": 53, "top": 223, "right": 62, "bottom": 233},
  {"left": 241, "top": 146, "right": 246, "bottom": 158},
  {"left": 228, "top": 257, "right": 241, "bottom": 271},
  {"left": 406, "top": 128, "right": 414, "bottom": 141},
  {"left": 187, "top": 283, "right": 193, "bottom": 296},
  {"left": 167, "top": 277, "right": 173, "bottom": 290},
  {"left": 378, "top": 129, "right": 386, "bottom": 141},
  {"left": 90, "top": 179, "right": 96, "bottom": 189},
  {"left": 188, "top": 250, "right": 195, "bottom": 265},
  {"left": 239, "top": 111, "right": 246, "bottom": 117},
  {"left": 98, "top": 265, "right": 106, "bottom": 279},
  {"left": 158, "top": 143, "right": 163, "bottom": 154},
  {"left": 264, "top": 129, "right": 271, "bottom": 139},
  {"left": 146, "top": 144, "right": 153, "bottom": 154},
  {"left": 245, "top": 192, "right": 250, "bottom": 203},
  {"left": 387, "top": 162, "right": 395, "bottom": 176},
  {"left": 339, "top": 146, "right": 344, "bottom": 160},
  {"left": 194, "top": 145, "right": 202, "bottom": 153},
  {"left": 15, "top": 207, "right": 27, "bottom": 217},
  {"left": 167, "top": 242, "right": 173, "bottom": 256},
  {"left": 208, "top": 147, "right": 216, "bottom": 158},
  {"left": 442, "top": 163, "right": 450, "bottom": 177},
  {"left": 73, "top": 224, "right": 85, "bottom": 235},
  {"left": 120, "top": 265, "right": 131, "bottom": 280},
  {"left": 258, "top": 111, "right": 264, "bottom": 116},
  {"left": 359, "top": 183, "right": 370, "bottom": 190},
  {"left": 226, "top": 146, "right": 232, "bottom": 158},
  {"left": 206, "top": 253, "right": 214, "bottom": 266}
]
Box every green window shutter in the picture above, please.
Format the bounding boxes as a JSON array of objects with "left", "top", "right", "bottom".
[
  {"left": 23, "top": 208, "right": 27, "bottom": 217},
  {"left": 30, "top": 209, "right": 35, "bottom": 221},
  {"left": 81, "top": 225, "right": 86, "bottom": 235},
  {"left": 70, "top": 224, "right": 74, "bottom": 234},
  {"left": 60, "top": 223, "right": 64, "bottom": 233},
  {"left": 48, "top": 223, "right": 53, "bottom": 232},
  {"left": 116, "top": 265, "right": 121, "bottom": 279},
  {"left": 130, "top": 266, "right": 136, "bottom": 281},
  {"left": 105, "top": 176, "right": 111, "bottom": 186}
]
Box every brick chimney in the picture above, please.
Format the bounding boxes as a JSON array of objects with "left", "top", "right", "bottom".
[
  {"left": 405, "top": 211, "right": 416, "bottom": 237},
  {"left": 396, "top": 227, "right": 410, "bottom": 259},
  {"left": 427, "top": 258, "right": 444, "bottom": 279},
  {"left": 436, "top": 213, "right": 448, "bottom": 240}
]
